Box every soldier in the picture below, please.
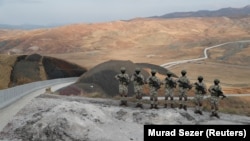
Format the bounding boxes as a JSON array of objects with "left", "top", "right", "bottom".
[
  {"left": 193, "top": 76, "right": 207, "bottom": 115},
  {"left": 115, "top": 67, "right": 130, "bottom": 106},
  {"left": 163, "top": 71, "right": 177, "bottom": 108},
  {"left": 131, "top": 67, "right": 145, "bottom": 108},
  {"left": 208, "top": 79, "right": 226, "bottom": 118},
  {"left": 177, "top": 70, "right": 192, "bottom": 111},
  {"left": 146, "top": 69, "right": 161, "bottom": 109}
]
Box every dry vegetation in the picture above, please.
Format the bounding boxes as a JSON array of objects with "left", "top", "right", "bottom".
[{"left": 0, "top": 54, "right": 17, "bottom": 89}]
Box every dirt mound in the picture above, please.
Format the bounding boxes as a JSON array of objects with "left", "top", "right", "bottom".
[
  {"left": 26, "top": 53, "right": 42, "bottom": 62},
  {"left": 42, "top": 56, "right": 86, "bottom": 79},
  {"left": 58, "top": 60, "right": 175, "bottom": 97},
  {"left": 7, "top": 54, "right": 87, "bottom": 87}
]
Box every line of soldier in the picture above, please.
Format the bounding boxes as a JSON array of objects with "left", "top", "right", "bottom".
[{"left": 115, "top": 67, "right": 226, "bottom": 118}]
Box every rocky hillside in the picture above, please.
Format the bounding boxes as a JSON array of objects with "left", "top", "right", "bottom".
[
  {"left": 0, "top": 54, "right": 87, "bottom": 89},
  {"left": 1, "top": 94, "right": 250, "bottom": 141}
]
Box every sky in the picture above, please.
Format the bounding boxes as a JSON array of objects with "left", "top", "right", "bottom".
[{"left": 0, "top": 0, "right": 249, "bottom": 25}]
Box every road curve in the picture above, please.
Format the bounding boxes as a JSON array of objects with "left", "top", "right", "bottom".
[
  {"left": 160, "top": 40, "right": 250, "bottom": 68},
  {"left": 0, "top": 81, "right": 76, "bottom": 132}
]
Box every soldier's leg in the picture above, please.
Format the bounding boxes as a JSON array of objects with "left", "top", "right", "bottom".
[
  {"left": 154, "top": 94, "right": 158, "bottom": 109},
  {"left": 194, "top": 96, "right": 199, "bottom": 113},
  {"left": 134, "top": 86, "right": 139, "bottom": 105},
  {"left": 214, "top": 101, "right": 220, "bottom": 118},
  {"left": 198, "top": 97, "right": 203, "bottom": 115},
  {"left": 169, "top": 88, "right": 174, "bottom": 108},
  {"left": 210, "top": 98, "right": 216, "bottom": 117},
  {"left": 123, "top": 85, "right": 128, "bottom": 106},
  {"left": 183, "top": 89, "right": 188, "bottom": 111},
  {"left": 136, "top": 92, "right": 143, "bottom": 108},
  {"left": 138, "top": 86, "right": 143, "bottom": 105},
  {"left": 178, "top": 88, "right": 183, "bottom": 109},
  {"left": 150, "top": 92, "right": 154, "bottom": 109},
  {"left": 165, "top": 91, "right": 169, "bottom": 108},
  {"left": 119, "top": 85, "right": 124, "bottom": 105}
]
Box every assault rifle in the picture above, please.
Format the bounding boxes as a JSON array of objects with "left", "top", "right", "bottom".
[
  {"left": 194, "top": 82, "right": 206, "bottom": 94},
  {"left": 134, "top": 73, "right": 144, "bottom": 85},
  {"left": 178, "top": 80, "right": 192, "bottom": 89},
  {"left": 149, "top": 77, "right": 161, "bottom": 90},
  {"left": 118, "top": 75, "right": 129, "bottom": 85},
  {"left": 165, "top": 78, "right": 176, "bottom": 88},
  {"left": 212, "top": 87, "right": 226, "bottom": 99}
]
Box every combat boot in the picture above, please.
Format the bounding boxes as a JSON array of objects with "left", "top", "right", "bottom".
[
  {"left": 171, "top": 104, "right": 174, "bottom": 108},
  {"left": 198, "top": 111, "right": 203, "bottom": 115},
  {"left": 214, "top": 113, "right": 220, "bottom": 119},
  {"left": 120, "top": 101, "right": 124, "bottom": 106},
  {"left": 124, "top": 101, "right": 128, "bottom": 107},
  {"left": 194, "top": 110, "right": 199, "bottom": 114},
  {"left": 154, "top": 105, "right": 159, "bottom": 109},
  {"left": 210, "top": 112, "right": 216, "bottom": 117},
  {"left": 150, "top": 104, "right": 154, "bottom": 109},
  {"left": 135, "top": 103, "right": 140, "bottom": 108},
  {"left": 183, "top": 105, "right": 187, "bottom": 111},
  {"left": 179, "top": 104, "right": 183, "bottom": 109},
  {"left": 139, "top": 104, "right": 143, "bottom": 109},
  {"left": 196, "top": 110, "right": 203, "bottom": 115},
  {"left": 164, "top": 104, "right": 167, "bottom": 108}
]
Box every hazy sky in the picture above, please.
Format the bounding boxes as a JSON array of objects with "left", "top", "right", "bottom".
[{"left": 0, "top": 0, "right": 249, "bottom": 25}]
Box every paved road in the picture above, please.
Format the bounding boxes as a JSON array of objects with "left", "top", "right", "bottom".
[
  {"left": 160, "top": 40, "right": 250, "bottom": 68},
  {"left": 0, "top": 81, "right": 75, "bottom": 132}
]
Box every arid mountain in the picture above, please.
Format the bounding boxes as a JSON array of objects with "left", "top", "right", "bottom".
[
  {"left": 151, "top": 5, "right": 250, "bottom": 19},
  {"left": 1, "top": 16, "right": 250, "bottom": 55},
  {"left": 0, "top": 16, "right": 250, "bottom": 93}
]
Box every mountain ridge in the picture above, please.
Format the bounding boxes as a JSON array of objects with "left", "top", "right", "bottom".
[{"left": 150, "top": 5, "right": 250, "bottom": 19}]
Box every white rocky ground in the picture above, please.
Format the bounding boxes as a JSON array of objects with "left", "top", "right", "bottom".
[{"left": 1, "top": 94, "right": 250, "bottom": 141}]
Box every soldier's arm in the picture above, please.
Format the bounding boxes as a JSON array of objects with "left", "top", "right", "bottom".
[
  {"left": 126, "top": 74, "right": 130, "bottom": 82},
  {"left": 141, "top": 75, "right": 146, "bottom": 84},
  {"left": 130, "top": 75, "right": 135, "bottom": 81},
  {"left": 115, "top": 74, "right": 119, "bottom": 80},
  {"left": 208, "top": 86, "right": 212, "bottom": 93}
]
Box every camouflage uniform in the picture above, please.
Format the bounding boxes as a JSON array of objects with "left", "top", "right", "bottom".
[
  {"left": 193, "top": 76, "right": 207, "bottom": 115},
  {"left": 115, "top": 67, "right": 130, "bottom": 106},
  {"left": 146, "top": 69, "right": 161, "bottom": 109},
  {"left": 163, "top": 72, "right": 176, "bottom": 108},
  {"left": 208, "top": 79, "right": 226, "bottom": 118},
  {"left": 177, "top": 70, "right": 191, "bottom": 110},
  {"left": 131, "top": 68, "right": 145, "bottom": 108}
]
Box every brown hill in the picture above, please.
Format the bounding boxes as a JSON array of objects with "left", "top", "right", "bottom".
[
  {"left": 1, "top": 17, "right": 250, "bottom": 55},
  {"left": 0, "top": 17, "right": 250, "bottom": 93}
]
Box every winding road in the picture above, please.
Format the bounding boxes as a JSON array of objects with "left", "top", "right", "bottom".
[
  {"left": 1, "top": 40, "right": 250, "bottom": 132},
  {"left": 160, "top": 40, "right": 250, "bottom": 68}
]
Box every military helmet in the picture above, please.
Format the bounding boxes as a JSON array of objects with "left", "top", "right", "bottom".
[
  {"left": 214, "top": 79, "right": 220, "bottom": 84},
  {"left": 135, "top": 67, "right": 141, "bottom": 72},
  {"left": 167, "top": 71, "right": 172, "bottom": 76},
  {"left": 181, "top": 70, "right": 187, "bottom": 75},
  {"left": 151, "top": 69, "right": 157, "bottom": 75},
  {"left": 120, "top": 67, "right": 126, "bottom": 73},
  {"left": 198, "top": 76, "right": 203, "bottom": 81}
]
